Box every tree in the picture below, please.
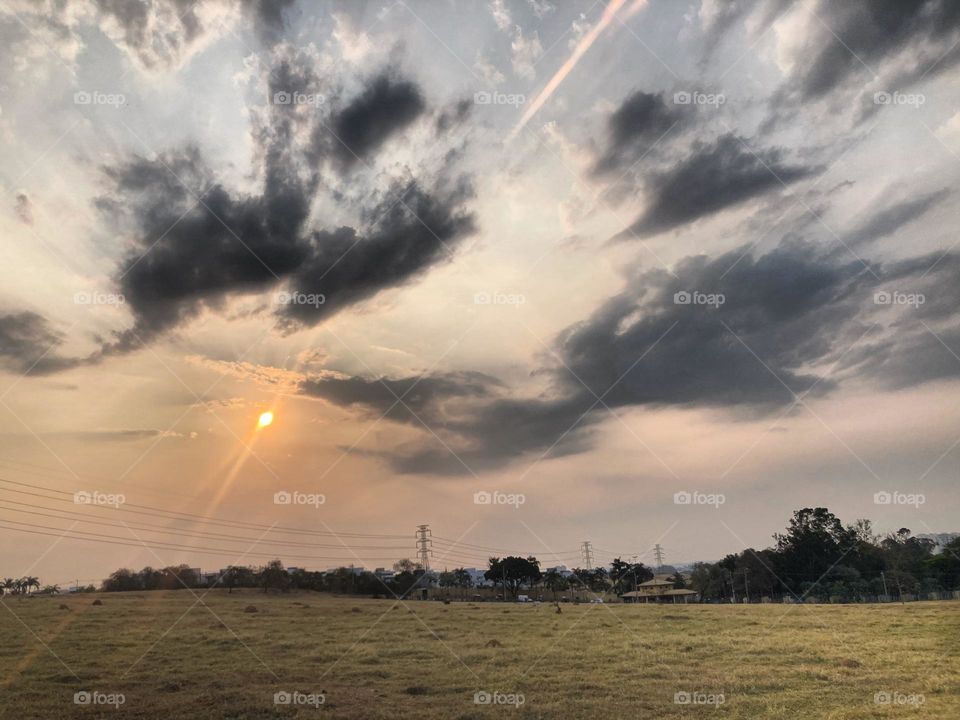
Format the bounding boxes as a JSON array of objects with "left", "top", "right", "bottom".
[
  {"left": 259, "top": 560, "right": 291, "bottom": 593},
  {"left": 774, "top": 508, "right": 856, "bottom": 594},
  {"left": 543, "top": 569, "right": 569, "bottom": 600},
  {"left": 485, "top": 556, "right": 541, "bottom": 598}
]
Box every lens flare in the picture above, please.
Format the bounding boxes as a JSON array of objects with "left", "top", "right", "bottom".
[{"left": 257, "top": 411, "right": 274, "bottom": 428}]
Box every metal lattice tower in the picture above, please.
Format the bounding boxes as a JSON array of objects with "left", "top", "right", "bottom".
[
  {"left": 580, "top": 541, "right": 594, "bottom": 570},
  {"left": 415, "top": 524, "right": 432, "bottom": 571},
  {"left": 653, "top": 544, "right": 665, "bottom": 573}
]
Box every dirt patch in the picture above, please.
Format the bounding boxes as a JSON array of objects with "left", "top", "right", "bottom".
[{"left": 243, "top": 605, "right": 258, "bottom": 613}]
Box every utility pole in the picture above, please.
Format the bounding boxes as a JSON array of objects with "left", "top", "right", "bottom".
[
  {"left": 653, "top": 544, "right": 665, "bottom": 574},
  {"left": 415, "top": 525, "right": 432, "bottom": 571},
  {"left": 743, "top": 568, "right": 750, "bottom": 603},
  {"left": 580, "top": 541, "right": 594, "bottom": 570}
]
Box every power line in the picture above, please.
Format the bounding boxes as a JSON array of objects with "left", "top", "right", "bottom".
[{"left": 0, "top": 477, "right": 409, "bottom": 539}]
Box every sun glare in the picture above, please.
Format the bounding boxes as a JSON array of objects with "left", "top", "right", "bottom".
[{"left": 257, "top": 411, "right": 274, "bottom": 428}]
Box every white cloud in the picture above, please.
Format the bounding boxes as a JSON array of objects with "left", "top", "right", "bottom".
[
  {"left": 511, "top": 27, "right": 543, "bottom": 81},
  {"left": 474, "top": 52, "right": 506, "bottom": 87}
]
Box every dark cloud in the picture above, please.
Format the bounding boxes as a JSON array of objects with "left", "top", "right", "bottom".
[
  {"left": 617, "top": 133, "right": 819, "bottom": 239},
  {"left": 14, "top": 192, "right": 33, "bottom": 224},
  {"left": 697, "top": 0, "right": 795, "bottom": 65},
  {"left": 592, "top": 91, "right": 687, "bottom": 175},
  {"left": 322, "top": 73, "right": 426, "bottom": 169},
  {"left": 0, "top": 312, "right": 82, "bottom": 375},
  {"left": 300, "top": 370, "right": 501, "bottom": 424},
  {"left": 792, "top": 0, "right": 960, "bottom": 102},
  {"left": 759, "top": 0, "right": 960, "bottom": 129},
  {"left": 86, "top": 0, "right": 293, "bottom": 68},
  {"left": 843, "top": 188, "right": 950, "bottom": 248},
  {"left": 343, "top": 242, "right": 960, "bottom": 474},
  {"left": 93, "top": 62, "right": 473, "bottom": 353}
]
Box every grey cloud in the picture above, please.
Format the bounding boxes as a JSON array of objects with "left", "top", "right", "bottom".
[
  {"left": 322, "top": 73, "right": 426, "bottom": 169},
  {"left": 14, "top": 192, "right": 33, "bottom": 224},
  {"left": 0, "top": 312, "right": 83, "bottom": 375},
  {"left": 592, "top": 91, "right": 688, "bottom": 175},
  {"left": 843, "top": 188, "right": 951, "bottom": 248},
  {"left": 617, "top": 133, "right": 819, "bottom": 239},
  {"left": 349, "top": 242, "right": 960, "bottom": 474},
  {"left": 90, "top": 61, "right": 473, "bottom": 353}
]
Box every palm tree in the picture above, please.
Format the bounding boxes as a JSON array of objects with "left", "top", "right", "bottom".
[
  {"left": 1, "top": 578, "right": 15, "bottom": 596},
  {"left": 24, "top": 576, "right": 40, "bottom": 594}
]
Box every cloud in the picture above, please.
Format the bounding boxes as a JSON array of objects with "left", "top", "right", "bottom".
[
  {"left": 763, "top": 0, "right": 960, "bottom": 128},
  {"left": 843, "top": 188, "right": 951, "bottom": 248},
  {"left": 345, "top": 241, "right": 960, "bottom": 474},
  {"left": 488, "top": 0, "right": 512, "bottom": 32},
  {"left": 14, "top": 191, "right": 33, "bottom": 224},
  {"left": 0, "top": 312, "right": 82, "bottom": 375},
  {"left": 617, "top": 133, "right": 819, "bottom": 239},
  {"left": 91, "top": 61, "right": 473, "bottom": 353},
  {"left": 591, "top": 90, "right": 688, "bottom": 174},
  {"left": 324, "top": 73, "right": 426, "bottom": 169},
  {"left": 511, "top": 28, "right": 543, "bottom": 80}
]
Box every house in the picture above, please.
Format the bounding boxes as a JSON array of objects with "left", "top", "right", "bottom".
[{"left": 621, "top": 578, "right": 699, "bottom": 603}]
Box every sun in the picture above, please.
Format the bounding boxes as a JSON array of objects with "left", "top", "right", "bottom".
[{"left": 257, "top": 411, "right": 274, "bottom": 428}]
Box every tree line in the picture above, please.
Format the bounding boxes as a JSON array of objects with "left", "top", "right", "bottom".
[{"left": 89, "top": 508, "right": 959, "bottom": 602}]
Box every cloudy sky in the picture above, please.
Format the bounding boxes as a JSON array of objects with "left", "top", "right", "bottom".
[{"left": 1, "top": 0, "right": 958, "bottom": 584}]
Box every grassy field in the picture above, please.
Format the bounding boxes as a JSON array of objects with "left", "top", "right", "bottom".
[{"left": 0, "top": 591, "right": 957, "bottom": 719}]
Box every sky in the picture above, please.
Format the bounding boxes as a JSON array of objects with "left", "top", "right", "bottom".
[{"left": 0, "top": 0, "right": 958, "bottom": 586}]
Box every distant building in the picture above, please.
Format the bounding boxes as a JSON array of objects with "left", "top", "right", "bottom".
[
  {"left": 621, "top": 578, "right": 699, "bottom": 603},
  {"left": 545, "top": 565, "right": 572, "bottom": 578}
]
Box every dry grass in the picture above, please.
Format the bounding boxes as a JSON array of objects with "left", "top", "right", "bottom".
[{"left": 1, "top": 591, "right": 957, "bottom": 718}]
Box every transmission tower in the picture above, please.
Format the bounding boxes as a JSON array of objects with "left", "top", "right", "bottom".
[
  {"left": 653, "top": 543, "right": 665, "bottom": 573},
  {"left": 415, "top": 524, "right": 432, "bottom": 571},
  {"left": 580, "top": 541, "right": 594, "bottom": 570}
]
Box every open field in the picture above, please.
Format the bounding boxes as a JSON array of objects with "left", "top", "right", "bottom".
[{"left": 0, "top": 592, "right": 957, "bottom": 719}]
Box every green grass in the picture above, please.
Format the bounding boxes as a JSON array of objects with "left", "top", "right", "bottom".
[{"left": 1, "top": 591, "right": 957, "bottom": 718}]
